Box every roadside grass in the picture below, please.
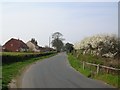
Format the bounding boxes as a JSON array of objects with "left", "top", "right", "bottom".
[
  {"left": 2, "top": 53, "right": 56, "bottom": 90},
  {"left": 68, "top": 53, "right": 91, "bottom": 77},
  {"left": 95, "top": 74, "right": 119, "bottom": 88},
  {"left": 67, "top": 53, "right": 119, "bottom": 88}
]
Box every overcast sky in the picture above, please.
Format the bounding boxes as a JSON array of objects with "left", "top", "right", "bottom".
[{"left": 0, "top": 1, "right": 118, "bottom": 47}]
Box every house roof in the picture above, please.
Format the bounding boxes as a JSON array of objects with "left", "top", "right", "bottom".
[
  {"left": 26, "top": 41, "right": 35, "bottom": 46},
  {"left": 3, "top": 38, "right": 28, "bottom": 52}
]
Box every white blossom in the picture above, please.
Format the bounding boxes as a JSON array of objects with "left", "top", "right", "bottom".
[{"left": 74, "top": 34, "right": 119, "bottom": 58}]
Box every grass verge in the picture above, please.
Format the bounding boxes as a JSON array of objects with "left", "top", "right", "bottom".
[
  {"left": 68, "top": 53, "right": 91, "bottom": 77},
  {"left": 2, "top": 53, "right": 56, "bottom": 90},
  {"left": 95, "top": 74, "right": 119, "bottom": 88},
  {"left": 67, "top": 53, "right": 119, "bottom": 88}
]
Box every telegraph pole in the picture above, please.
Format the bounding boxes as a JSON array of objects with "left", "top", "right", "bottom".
[{"left": 49, "top": 36, "right": 50, "bottom": 48}]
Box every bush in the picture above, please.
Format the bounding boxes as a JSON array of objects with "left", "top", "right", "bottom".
[
  {"left": 2, "top": 52, "right": 55, "bottom": 65},
  {"left": 74, "top": 34, "right": 119, "bottom": 58}
]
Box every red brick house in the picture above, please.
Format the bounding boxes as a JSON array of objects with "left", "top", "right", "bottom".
[{"left": 3, "top": 38, "right": 29, "bottom": 52}]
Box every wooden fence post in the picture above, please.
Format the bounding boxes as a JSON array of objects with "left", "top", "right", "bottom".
[
  {"left": 80, "top": 61, "right": 120, "bottom": 75},
  {"left": 97, "top": 64, "right": 100, "bottom": 74},
  {"left": 83, "top": 61, "right": 85, "bottom": 70}
]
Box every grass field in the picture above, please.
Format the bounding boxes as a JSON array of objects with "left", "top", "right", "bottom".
[
  {"left": 67, "top": 53, "right": 119, "bottom": 88},
  {"left": 2, "top": 52, "right": 56, "bottom": 90}
]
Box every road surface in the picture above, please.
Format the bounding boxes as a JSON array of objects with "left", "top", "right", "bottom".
[{"left": 19, "top": 52, "right": 113, "bottom": 88}]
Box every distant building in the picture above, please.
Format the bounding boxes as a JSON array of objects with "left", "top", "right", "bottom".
[
  {"left": 38, "top": 46, "right": 46, "bottom": 52},
  {"left": 26, "top": 41, "right": 40, "bottom": 52},
  {"left": 3, "top": 38, "right": 29, "bottom": 52},
  {"left": 39, "top": 46, "right": 56, "bottom": 52}
]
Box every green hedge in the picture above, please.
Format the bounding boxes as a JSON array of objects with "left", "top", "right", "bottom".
[
  {"left": 2, "top": 52, "right": 56, "bottom": 90},
  {"left": 2, "top": 52, "right": 55, "bottom": 65}
]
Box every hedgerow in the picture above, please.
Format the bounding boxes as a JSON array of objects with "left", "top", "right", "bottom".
[
  {"left": 74, "top": 34, "right": 119, "bottom": 58},
  {"left": 2, "top": 52, "right": 54, "bottom": 65}
]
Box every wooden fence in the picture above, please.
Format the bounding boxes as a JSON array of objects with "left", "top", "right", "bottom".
[{"left": 79, "top": 61, "right": 120, "bottom": 75}]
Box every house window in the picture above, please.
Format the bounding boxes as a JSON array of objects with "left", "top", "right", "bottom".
[
  {"left": 3, "top": 47, "right": 5, "bottom": 49},
  {"left": 11, "top": 44, "right": 13, "bottom": 46}
]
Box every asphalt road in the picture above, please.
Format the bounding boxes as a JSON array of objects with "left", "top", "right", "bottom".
[{"left": 19, "top": 52, "right": 113, "bottom": 88}]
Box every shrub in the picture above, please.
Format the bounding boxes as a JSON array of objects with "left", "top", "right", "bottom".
[
  {"left": 2, "top": 52, "right": 55, "bottom": 65},
  {"left": 74, "top": 34, "right": 119, "bottom": 58}
]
